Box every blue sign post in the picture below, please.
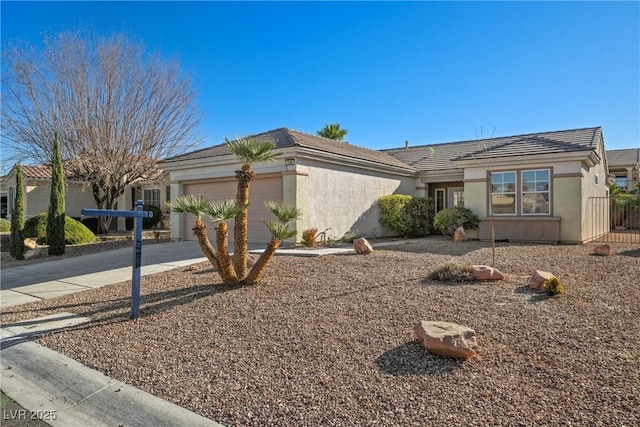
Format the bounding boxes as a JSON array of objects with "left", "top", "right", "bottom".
[{"left": 81, "top": 200, "right": 153, "bottom": 320}]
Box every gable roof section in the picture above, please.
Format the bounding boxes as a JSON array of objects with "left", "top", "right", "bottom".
[
  {"left": 606, "top": 148, "right": 640, "bottom": 168},
  {"left": 162, "top": 127, "right": 415, "bottom": 171},
  {"left": 383, "top": 127, "right": 603, "bottom": 171}
]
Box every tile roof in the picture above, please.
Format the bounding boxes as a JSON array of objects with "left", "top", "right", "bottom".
[
  {"left": 162, "top": 128, "right": 415, "bottom": 171},
  {"left": 7, "top": 164, "right": 165, "bottom": 182},
  {"left": 606, "top": 148, "right": 640, "bottom": 168},
  {"left": 382, "top": 127, "right": 603, "bottom": 171}
]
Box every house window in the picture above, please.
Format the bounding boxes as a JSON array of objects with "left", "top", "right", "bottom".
[
  {"left": 435, "top": 189, "right": 445, "bottom": 213},
  {"left": 615, "top": 177, "right": 628, "bottom": 189},
  {"left": 490, "top": 171, "right": 516, "bottom": 215},
  {"left": 449, "top": 188, "right": 464, "bottom": 208},
  {"left": 143, "top": 188, "right": 161, "bottom": 207},
  {"left": 522, "top": 169, "right": 550, "bottom": 215}
]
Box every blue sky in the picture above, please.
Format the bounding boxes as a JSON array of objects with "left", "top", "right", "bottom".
[{"left": 2, "top": 1, "right": 639, "bottom": 156}]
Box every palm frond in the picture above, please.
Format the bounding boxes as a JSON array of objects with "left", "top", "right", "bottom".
[
  {"left": 225, "top": 136, "right": 281, "bottom": 165},
  {"left": 167, "top": 194, "right": 208, "bottom": 220},
  {"left": 263, "top": 219, "right": 297, "bottom": 240},
  {"left": 202, "top": 199, "right": 242, "bottom": 223},
  {"left": 264, "top": 201, "right": 302, "bottom": 223}
]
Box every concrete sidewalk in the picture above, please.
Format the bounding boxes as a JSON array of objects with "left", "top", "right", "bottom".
[{"left": 1, "top": 240, "right": 208, "bottom": 308}]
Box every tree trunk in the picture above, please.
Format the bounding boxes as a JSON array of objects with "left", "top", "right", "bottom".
[
  {"left": 215, "top": 222, "right": 239, "bottom": 286},
  {"left": 233, "top": 167, "right": 255, "bottom": 279},
  {"left": 244, "top": 239, "right": 280, "bottom": 286},
  {"left": 192, "top": 220, "right": 223, "bottom": 276}
]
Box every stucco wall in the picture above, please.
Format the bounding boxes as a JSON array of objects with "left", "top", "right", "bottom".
[
  {"left": 580, "top": 159, "right": 610, "bottom": 241},
  {"left": 298, "top": 160, "right": 415, "bottom": 240}
]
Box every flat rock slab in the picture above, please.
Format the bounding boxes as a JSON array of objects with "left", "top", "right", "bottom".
[{"left": 414, "top": 320, "right": 478, "bottom": 360}]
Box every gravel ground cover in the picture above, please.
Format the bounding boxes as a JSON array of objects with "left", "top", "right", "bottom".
[{"left": 2, "top": 238, "right": 639, "bottom": 426}]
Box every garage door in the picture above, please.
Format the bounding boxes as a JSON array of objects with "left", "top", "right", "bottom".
[{"left": 182, "top": 175, "right": 283, "bottom": 245}]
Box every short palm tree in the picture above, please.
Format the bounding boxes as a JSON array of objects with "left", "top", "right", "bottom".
[
  {"left": 317, "top": 123, "right": 348, "bottom": 141},
  {"left": 244, "top": 202, "right": 301, "bottom": 285},
  {"left": 225, "top": 136, "right": 280, "bottom": 278},
  {"left": 170, "top": 135, "right": 298, "bottom": 286}
]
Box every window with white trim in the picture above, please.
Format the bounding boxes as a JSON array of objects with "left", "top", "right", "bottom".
[
  {"left": 449, "top": 188, "right": 465, "bottom": 208},
  {"left": 435, "top": 189, "right": 445, "bottom": 213},
  {"left": 490, "top": 172, "right": 516, "bottom": 215},
  {"left": 143, "top": 188, "right": 161, "bottom": 207},
  {"left": 522, "top": 169, "right": 550, "bottom": 215}
]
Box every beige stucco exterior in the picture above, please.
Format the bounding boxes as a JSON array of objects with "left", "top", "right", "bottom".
[
  {"left": 2, "top": 174, "right": 95, "bottom": 221},
  {"left": 163, "top": 148, "right": 416, "bottom": 245}
]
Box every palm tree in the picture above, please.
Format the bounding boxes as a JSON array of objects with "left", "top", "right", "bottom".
[
  {"left": 203, "top": 199, "right": 242, "bottom": 286},
  {"left": 167, "top": 195, "right": 223, "bottom": 275},
  {"left": 244, "top": 201, "right": 301, "bottom": 285},
  {"left": 317, "top": 123, "right": 348, "bottom": 142},
  {"left": 225, "top": 136, "right": 280, "bottom": 278}
]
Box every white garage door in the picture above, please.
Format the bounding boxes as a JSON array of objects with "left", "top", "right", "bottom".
[{"left": 182, "top": 175, "right": 283, "bottom": 245}]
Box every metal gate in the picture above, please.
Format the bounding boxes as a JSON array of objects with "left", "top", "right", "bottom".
[{"left": 588, "top": 195, "right": 640, "bottom": 243}]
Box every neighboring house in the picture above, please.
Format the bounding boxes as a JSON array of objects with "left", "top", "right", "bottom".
[
  {"left": 606, "top": 148, "right": 639, "bottom": 192},
  {"left": 0, "top": 164, "right": 169, "bottom": 231},
  {"left": 161, "top": 126, "right": 610, "bottom": 244}
]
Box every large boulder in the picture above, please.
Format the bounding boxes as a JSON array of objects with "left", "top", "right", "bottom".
[
  {"left": 353, "top": 238, "right": 373, "bottom": 255},
  {"left": 471, "top": 265, "right": 505, "bottom": 281},
  {"left": 528, "top": 270, "right": 556, "bottom": 291},
  {"left": 453, "top": 226, "right": 466, "bottom": 242},
  {"left": 414, "top": 321, "right": 478, "bottom": 360},
  {"left": 23, "top": 238, "right": 37, "bottom": 250},
  {"left": 593, "top": 244, "right": 612, "bottom": 257}
]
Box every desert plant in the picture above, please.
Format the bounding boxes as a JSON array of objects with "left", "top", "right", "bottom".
[
  {"left": 10, "top": 164, "right": 25, "bottom": 260},
  {"left": 170, "top": 136, "right": 299, "bottom": 286},
  {"left": 0, "top": 218, "right": 11, "bottom": 232},
  {"left": 126, "top": 204, "right": 163, "bottom": 230},
  {"left": 433, "top": 207, "right": 480, "bottom": 237},
  {"left": 427, "top": 261, "right": 475, "bottom": 282},
  {"left": 23, "top": 213, "right": 96, "bottom": 245},
  {"left": 301, "top": 228, "right": 318, "bottom": 247},
  {"left": 543, "top": 277, "right": 565, "bottom": 296},
  {"left": 47, "top": 132, "right": 66, "bottom": 255},
  {"left": 378, "top": 195, "right": 434, "bottom": 237}
]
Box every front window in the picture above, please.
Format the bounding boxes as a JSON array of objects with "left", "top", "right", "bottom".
[
  {"left": 491, "top": 172, "right": 516, "bottom": 215},
  {"left": 435, "top": 189, "right": 445, "bottom": 213},
  {"left": 143, "top": 188, "right": 161, "bottom": 207},
  {"left": 522, "top": 170, "right": 550, "bottom": 215},
  {"left": 449, "top": 188, "right": 464, "bottom": 208},
  {"left": 616, "top": 177, "right": 628, "bottom": 189}
]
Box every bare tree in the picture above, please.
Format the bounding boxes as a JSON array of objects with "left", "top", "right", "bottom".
[{"left": 2, "top": 29, "right": 201, "bottom": 232}]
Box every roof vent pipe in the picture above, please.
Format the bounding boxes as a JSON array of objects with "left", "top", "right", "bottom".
[{"left": 404, "top": 140, "right": 409, "bottom": 150}]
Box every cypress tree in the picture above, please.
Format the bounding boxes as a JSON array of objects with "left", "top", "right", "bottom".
[
  {"left": 47, "top": 132, "right": 66, "bottom": 255},
  {"left": 9, "top": 164, "right": 25, "bottom": 260}
]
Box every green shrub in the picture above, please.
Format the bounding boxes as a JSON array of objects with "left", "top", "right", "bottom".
[
  {"left": 427, "top": 261, "right": 475, "bottom": 282},
  {"left": 378, "top": 195, "right": 434, "bottom": 237},
  {"left": 125, "top": 204, "right": 163, "bottom": 230},
  {"left": 433, "top": 207, "right": 480, "bottom": 237},
  {"left": 0, "top": 218, "right": 10, "bottom": 232},
  {"left": 23, "top": 213, "right": 96, "bottom": 245},
  {"left": 301, "top": 228, "right": 317, "bottom": 247},
  {"left": 543, "top": 277, "right": 565, "bottom": 296}
]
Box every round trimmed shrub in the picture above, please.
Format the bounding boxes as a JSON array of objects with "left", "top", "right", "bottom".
[
  {"left": 23, "top": 213, "right": 96, "bottom": 245},
  {"left": 125, "top": 204, "right": 163, "bottom": 230},
  {"left": 433, "top": 207, "right": 479, "bottom": 237},
  {"left": 0, "top": 218, "right": 10, "bottom": 232}
]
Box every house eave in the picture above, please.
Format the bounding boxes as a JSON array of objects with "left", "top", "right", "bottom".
[{"left": 454, "top": 150, "right": 600, "bottom": 168}]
